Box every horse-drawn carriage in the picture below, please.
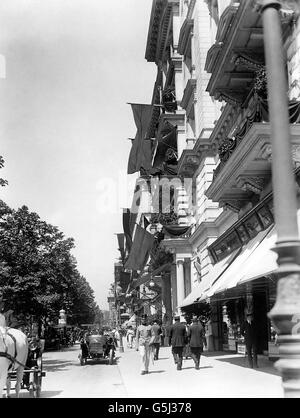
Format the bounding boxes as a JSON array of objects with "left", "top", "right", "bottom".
[
  {"left": 78, "top": 332, "right": 116, "bottom": 365},
  {"left": 6, "top": 336, "right": 46, "bottom": 398}
]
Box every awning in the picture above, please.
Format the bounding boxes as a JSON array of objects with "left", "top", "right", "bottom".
[
  {"left": 201, "top": 226, "right": 273, "bottom": 301},
  {"left": 237, "top": 226, "right": 277, "bottom": 286},
  {"left": 179, "top": 248, "right": 242, "bottom": 308}
]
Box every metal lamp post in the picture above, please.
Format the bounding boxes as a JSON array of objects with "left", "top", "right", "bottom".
[
  {"left": 255, "top": 0, "right": 300, "bottom": 397},
  {"left": 117, "top": 301, "right": 124, "bottom": 353}
]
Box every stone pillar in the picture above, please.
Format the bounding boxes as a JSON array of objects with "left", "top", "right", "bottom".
[
  {"left": 170, "top": 262, "right": 177, "bottom": 314},
  {"left": 176, "top": 259, "right": 185, "bottom": 314},
  {"left": 161, "top": 272, "right": 173, "bottom": 346}
]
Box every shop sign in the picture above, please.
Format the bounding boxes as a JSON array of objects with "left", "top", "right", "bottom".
[{"left": 237, "top": 344, "right": 246, "bottom": 355}]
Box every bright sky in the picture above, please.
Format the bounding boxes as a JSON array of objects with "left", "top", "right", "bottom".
[{"left": 0, "top": 0, "right": 156, "bottom": 311}]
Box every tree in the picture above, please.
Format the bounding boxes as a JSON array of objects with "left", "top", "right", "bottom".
[
  {"left": 0, "top": 201, "right": 101, "bottom": 329},
  {"left": 0, "top": 156, "right": 8, "bottom": 187}
]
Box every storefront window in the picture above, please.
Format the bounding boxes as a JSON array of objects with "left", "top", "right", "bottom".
[
  {"left": 257, "top": 205, "right": 274, "bottom": 228},
  {"left": 213, "top": 231, "right": 241, "bottom": 261},
  {"left": 244, "top": 214, "right": 263, "bottom": 238},
  {"left": 236, "top": 224, "right": 249, "bottom": 244},
  {"left": 267, "top": 200, "right": 274, "bottom": 217}
]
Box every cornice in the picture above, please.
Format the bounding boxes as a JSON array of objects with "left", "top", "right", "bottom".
[
  {"left": 188, "top": 221, "right": 219, "bottom": 248},
  {"left": 145, "top": 0, "right": 165, "bottom": 62},
  {"left": 158, "top": 111, "right": 185, "bottom": 130},
  {"left": 204, "top": 4, "right": 239, "bottom": 74},
  {"left": 161, "top": 237, "right": 192, "bottom": 253},
  {"left": 180, "top": 78, "right": 197, "bottom": 110},
  {"left": 206, "top": 123, "right": 300, "bottom": 205},
  {"left": 205, "top": 2, "right": 251, "bottom": 96},
  {"left": 209, "top": 104, "right": 239, "bottom": 149},
  {"left": 145, "top": 0, "right": 180, "bottom": 64},
  {"left": 177, "top": 149, "right": 201, "bottom": 177},
  {"left": 178, "top": 18, "right": 194, "bottom": 55}
]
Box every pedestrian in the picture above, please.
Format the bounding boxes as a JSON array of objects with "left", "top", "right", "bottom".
[
  {"left": 187, "top": 314, "right": 207, "bottom": 370},
  {"left": 135, "top": 314, "right": 152, "bottom": 375},
  {"left": 150, "top": 319, "right": 162, "bottom": 360},
  {"left": 242, "top": 312, "right": 258, "bottom": 368},
  {"left": 169, "top": 315, "right": 187, "bottom": 371},
  {"left": 126, "top": 325, "right": 135, "bottom": 348}
]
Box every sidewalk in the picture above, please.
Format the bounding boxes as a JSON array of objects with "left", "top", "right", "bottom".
[{"left": 116, "top": 344, "right": 283, "bottom": 398}]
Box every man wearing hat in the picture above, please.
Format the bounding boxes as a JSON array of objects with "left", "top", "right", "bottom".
[
  {"left": 187, "top": 314, "right": 207, "bottom": 369},
  {"left": 135, "top": 314, "right": 152, "bottom": 375},
  {"left": 169, "top": 315, "right": 187, "bottom": 371},
  {"left": 242, "top": 312, "right": 258, "bottom": 368}
]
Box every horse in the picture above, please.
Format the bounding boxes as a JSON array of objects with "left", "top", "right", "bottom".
[{"left": 0, "top": 318, "right": 28, "bottom": 398}]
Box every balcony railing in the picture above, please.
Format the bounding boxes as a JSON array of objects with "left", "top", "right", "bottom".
[{"left": 214, "top": 92, "right": 300, "bottom": 179}]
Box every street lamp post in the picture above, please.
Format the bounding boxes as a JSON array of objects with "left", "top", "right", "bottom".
[
  {"left": 255, "top": 0, "right": 300, "bottom": 397},
  {"left": 117, "top": 302, "right": 124, "bottom": 353}
]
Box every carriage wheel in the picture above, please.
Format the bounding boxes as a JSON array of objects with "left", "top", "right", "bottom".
[
  {"left": 108, "top": 349, "right": 114, "bottom": 365},
  {"left": 29, "top": 368, "right": 35, "bottom": 398},
  {"left": 34, "top": 372, "right": 42, "bottom": 398}
]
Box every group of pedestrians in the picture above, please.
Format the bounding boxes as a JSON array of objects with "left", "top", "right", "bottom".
[
  {"left": 135, "top": 313, "right": 206, "bottom": 375},
  {"left": 133, "top": 311, "right": 260, "bottom": 375},
  {"left": 169, "top": 314, "right": 206, "bottom": 371}
]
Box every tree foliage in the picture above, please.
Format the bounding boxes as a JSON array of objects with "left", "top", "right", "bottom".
[
  {"left": 0, "top": 156, "right": 8, "bottom": 187},
  {"left": 0, "top": 200, "right": 101, "bottom": 326}
]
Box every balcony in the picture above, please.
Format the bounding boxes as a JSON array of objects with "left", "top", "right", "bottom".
[
  {"left": 205, "top": 2, "right": 294, "bottom": 106},
  {"left": 206, "top": 122, "right": 300, "bottom": 211},
  {"left": 181, "top": 78, "right": 196, "bottom": 113}
]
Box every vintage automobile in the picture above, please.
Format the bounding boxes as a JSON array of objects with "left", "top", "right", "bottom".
[{"left": 78, "top": 332, "right": 116, "bottom": 365}]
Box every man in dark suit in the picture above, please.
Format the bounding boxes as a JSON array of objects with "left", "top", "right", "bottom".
[
  {"left": 242, "top": 313, "right": 258, "bottom": 368},
  {"left": 150, "top": 320, "right": 162, "bottom": 360},
  {"left": 169, "top": 315, "right": 187, "bottom": 370},
  {"left": 188, "top": 314, "right": 207, "bottom": 369}
]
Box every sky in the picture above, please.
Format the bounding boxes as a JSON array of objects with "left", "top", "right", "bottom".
[{"left": 0, "top": 0, "right": 156, "bottom": 311}]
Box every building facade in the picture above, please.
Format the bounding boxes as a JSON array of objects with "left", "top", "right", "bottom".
[{"left": 110, "top": 0, "right": 300, "bottom": 359}]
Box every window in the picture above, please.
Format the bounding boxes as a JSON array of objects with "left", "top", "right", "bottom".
[
  {"left": 257, "top": 205, "right": 273, "bottom": 228},
  {"left": 244, "top": 214, "right": 263, "bottom": 238}
]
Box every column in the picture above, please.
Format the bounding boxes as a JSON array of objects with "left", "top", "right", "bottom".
[
  {"left": 161, "top": 273, "right": 173, "bottom": 346},
  {"left": 176, "top": 259, "right": 185, "bottom": 314},
  {"left": 170, "top": 262, "right": 177, "bottom": 314}
]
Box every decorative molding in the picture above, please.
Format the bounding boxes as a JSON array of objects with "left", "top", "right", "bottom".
[
  {"left": 181, "top": 78, "right": 197, "bottom": 110},
  {"left": 253, "top": 0, "right": 300, "bottom": 16},
  {"left": 177, "top": 149, "right": 203, "bottom": 177},
  {"left": 209, "top": 103, "right": 239, "bottom": 149},
  {"left": 259, "top": 143, "right": 300, "bottom": 168},
  {"left": 178, "top": 18, "right": 194, "bottom": 55},
  {"left": 236, "top": 175, "right": 267, "bottom": 195},
  {"left": 145, "top": 0, "right": 180, "bottom": 63},
  {"left": 215, "top": 4, "right": 239, "bottom": 43},
  {"left": 219, "top": 199, "right": 245, "bottom": 213},
  {"left": 214, "top": 88, "right": 244, "bottom": 105},
  {"left": 232, "top": 49, "right": 265, "bottom": 72},
  {"left": 207, "top": 123, "right": 300, "bottom": 203}
]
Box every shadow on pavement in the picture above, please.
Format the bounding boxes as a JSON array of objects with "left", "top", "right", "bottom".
[
  {"left": 148, "top": 370, "right": 165, "bottom": 374},
  {"left": 210, "top": 354, "right": 280, "bottom": 376},
  {"left": 43, "top": 359, "right": 74, "bottom": 372},
  {"left": 183, "top": 366, "right": 213, "bottom": 370},
  {"left": 40, "top": 390, "right": 63, "bottom": 398}
]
